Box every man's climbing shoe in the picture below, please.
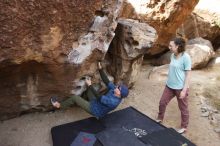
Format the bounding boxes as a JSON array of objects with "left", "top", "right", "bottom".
[{"left": 50, "top": 96, "right": 60, "bottom": 108}]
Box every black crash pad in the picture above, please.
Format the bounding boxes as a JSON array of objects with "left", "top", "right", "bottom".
[
  {"left": 139, "top": 128, "right": 196, "bottom": 146},
  {"left": 51, "top": 107, "right": 195, "bottom": 146},
  {"left": 51, "top": 117, "right": 104, "bottom": 146}
]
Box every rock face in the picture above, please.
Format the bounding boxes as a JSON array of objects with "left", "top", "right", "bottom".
[
  {"left": 1, "top": 0, "right": 105, "bottom": 65},
  {"left": 186, "top": 38, "right": 215, "bottom": 69},
  {"left": 177, "top": 11, "right": 220, "bottom": 50},
  {"left": 0, "top": 0, "right": 124, "bottom": 120},
  {"left": 120, "top": 0, "right": 199, "bottom": 55},
  {"left": 106, "top": 19, "right": 157, "bottom": 85},
  {"left": 0, "top": 0, "right": 201, "bottom": 120}
]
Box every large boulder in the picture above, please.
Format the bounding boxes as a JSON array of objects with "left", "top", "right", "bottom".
[
  {"left": 106, "top": 19, "right": 157, "bottom": 85},
  {"left": 120, "top": 0, "right": 199, "bottom": 55},
  {"left": 177, "top": 12, "right": 220, "bottom": 50},
  {"left": 186, "top": 38, "right": 215, "bottom": 69},
  {"left": 0, "top": 0, "right": 124, "bottom": 120}
]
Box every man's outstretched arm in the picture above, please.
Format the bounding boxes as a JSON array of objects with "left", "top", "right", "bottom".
[{"left": 98, "top": 62, "right": 110, "bottom": 86}]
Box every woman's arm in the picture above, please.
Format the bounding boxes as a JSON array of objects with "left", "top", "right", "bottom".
[{"left": 180, "top": 70, "right": 191, "bottom": 99}]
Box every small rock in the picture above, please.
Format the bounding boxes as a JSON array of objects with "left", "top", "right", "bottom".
[
  {"left": 212, "top": 109, "right": 218, "bottom": 113},
  {"left": 214, "top": 128, "right": 220, "bottom": 133},
  {"left": 200, "top": 96, "right": 207, "bottom": 104},
  {"left": 201, "top": 105, "right": 208, "bottom": 110},
  {"left": 201, "top": 111, "right": 209, "bottom": 117},
  {"left": 210, "top": 118, "right": 218, "bottom": 126},
  {"left": 208, "top": 112, "right": 214, "bottom": 120},
  {"left": 214, "top": 114, "right": 220, "bottom": 120},
  {"left": 201, "top": 108, "right": 207, "bottom": 113}
]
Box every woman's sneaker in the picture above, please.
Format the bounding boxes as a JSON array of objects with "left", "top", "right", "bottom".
[
  {"left": 177, "top": 128, "right": 187, "bottom": 134},
  {"left": 155, "top": 119, "right": 162, "bottom": 123}
]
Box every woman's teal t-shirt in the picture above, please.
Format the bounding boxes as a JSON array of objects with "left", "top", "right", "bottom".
[{"left": 166, "top": 52, "right": 191, "bottom": 89}]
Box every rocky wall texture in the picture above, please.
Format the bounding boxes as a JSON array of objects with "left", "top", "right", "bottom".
[
  {"left": 106, "top": 19, "right": 157, "bottom": 85},
  {"left": 0, "top": 0, "right": 123, "bottom": 120},
  {"left": 0, "top": 0, "right": 200, "bottom": 120},
  {"left": 120, "top": 0, "right": 199, "bottom": 55},
  {"left": 177, "top": 11, "right": 220, "bottom": 50},
  {"left": 0, "top": 0, "right": 106, "bottom": 65}
]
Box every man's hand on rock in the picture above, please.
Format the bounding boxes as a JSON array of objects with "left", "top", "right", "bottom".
[
  {"left": 98, "top": 61, "right": 102, "bottom": 69},
  {"left": 85, "top": 78, "right": 92, "bottom": 86}
]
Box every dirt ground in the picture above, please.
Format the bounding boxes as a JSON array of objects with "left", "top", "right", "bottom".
[{"left": 0, "top": 63, "right": 220, "bottom": 146}]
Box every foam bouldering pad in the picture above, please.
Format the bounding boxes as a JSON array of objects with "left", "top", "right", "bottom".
[
  {"left": 96, "top": 127, "right": 146, "bottom": 146},
  {"left": 139, "top": 128, "right": 196, "bottom": 146},
  {"left": 100, "top": 107, "right": 165, "bottom": 134},
  {"left": 51, "top": 107, "right": 195, "bottom": 146},
  {"left": 51, "top": 117, "right": 104, "bottom": 146},
  {"left": 70, "top": 132, "right": 97, "bottom": 146}
]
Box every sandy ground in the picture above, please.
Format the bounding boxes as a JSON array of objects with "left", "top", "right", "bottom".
[{"left": 0, "top": 63, "right": 220, "bottom": 146}]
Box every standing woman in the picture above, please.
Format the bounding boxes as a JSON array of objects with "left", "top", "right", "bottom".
[{"left": 156, "top": 37, "right": 191, "bottom": 134}]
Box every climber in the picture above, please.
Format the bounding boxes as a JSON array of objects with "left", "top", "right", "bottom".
[{"left": 50, "top": 61, "right": 129, "bottom": 118}]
